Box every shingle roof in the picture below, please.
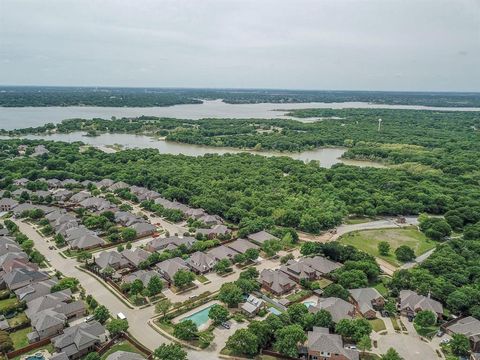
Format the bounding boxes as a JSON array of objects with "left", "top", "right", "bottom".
[
  {"left": 446, "top": 316, "right": 480, "bottom": 337},
  {"left": 95, "top": 251, "right": 128, "bottom": 270},
  {"left": 186, "top": 251, "right": 217, "bottom": 273},
  {"left": 52, "top": 321, "right": 106, "bottom": 355},
  {"left": 105, "top": 351, "right": 145, "bottom": 360},
  {"left": 247, "top": 230, "right": 279, "bottom": 244},
  {"left": 307, "top": 327, "right": 359, "bottom": 360},
  {"left": 399, "top": 290, "right": 443, "bottom": 315},
  {"left": 310, "top": 297, "right": 355, "bottom": 323},
  {"left": 349, "top": 287, "right": 384, "bottom": 315},
  {"left": 227, "top": 238, "right": 259, "bottom": 254},
  {"left": 155, "top": 257, "right": 188, "bottom": 281}
]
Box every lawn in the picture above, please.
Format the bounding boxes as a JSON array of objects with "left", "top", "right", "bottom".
[
  {"left": 315, "top": 278, "right": 333, "bottom": 289},
  {"left": 338, "top": 226, "right": 435, "bottom": 266},
  {"left": 286, "top": 289, "right": 312, "bottom": 303},
  {"left": 195, "top": 274, "right": 209, "bottom": 284},
  {"left": 100, "top": 341, "right": 144, "bottom": 360},
  {"left": 369, "top": 318, "right": 387, "bottom": 332},
  {"left": 10, "top": 326, "right": 32, "bottom": 350},
  {"left": 7, "top": 312, "right": 29, "bottom": 327},
  {"left": 0, "top": 297, "right": 18, "bottom": 312},
  {"left": 414, "top": 324, "right": 439, "bottom": 339}
]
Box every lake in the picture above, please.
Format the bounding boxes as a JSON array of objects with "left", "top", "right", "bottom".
[
  {"left": 1, "top": 99, "right": 480, "bottom": 130},
  {"left": 3, "top": 131, "right": 386, "bottom": 169}
]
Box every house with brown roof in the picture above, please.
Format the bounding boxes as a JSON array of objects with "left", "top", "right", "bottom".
[
  {"left": 0, "top": 198, "right": 19, "bottom": 212},
  {"left": 95, "top": 251, "right": 129, "bottom": 271},
  {"left": 121, "top": 248, "right": 151, "bottom": 268},
  {"left": 445, "top": 316, "right": 480, "bottom": 352},
  {"left": 196, "top": 225, "right": 231, "bottom": 239},
  {"left": 130, "top": 222, "right": 156, "bottom": 238},
  {"left": 280, "top": 256, "right": 341, "bottom": 283},
  {"left": 349, "top": 288, "right": 385, "bottom": 319},
  {"left": 146, "top": 236, "right": 196, "bottom": 252},
  {"left": 259, "top": 269, "right": 296, "bottom": 295},
  {"left": 156, "top": 257, "right": 189, "bottom": 283}
]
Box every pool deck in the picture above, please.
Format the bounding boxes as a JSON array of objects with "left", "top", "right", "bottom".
[
  {"left": 172, "top": 300, "right": 221, "bottom": 331},
  {"left": 301, "top": 295, "right": 320, "bottom": 306}
]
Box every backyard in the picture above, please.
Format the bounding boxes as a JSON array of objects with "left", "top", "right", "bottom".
[
  {"left": 10, "top": 326, "right": 31, "bottom": 350},
  {"left": 100, "top": 340, "right": 145, "bottom": 360},
  {"left": 338, "top": 226, "right": 435, "bottom": 266}
]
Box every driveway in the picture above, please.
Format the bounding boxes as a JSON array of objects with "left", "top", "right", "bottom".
[{"left": 375, "top": 333, "right": 439, "bottom": 360}]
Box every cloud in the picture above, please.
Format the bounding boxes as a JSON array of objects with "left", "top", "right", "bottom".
[{"left": 0, "top": 0, "right": 479, "bottom": 91}]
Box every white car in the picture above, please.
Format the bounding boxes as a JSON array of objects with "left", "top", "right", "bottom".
[{"left": 441, "top": 338, "right": 450, "bottom": 344}]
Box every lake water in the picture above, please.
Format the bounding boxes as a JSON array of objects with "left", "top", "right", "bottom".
[
  {"left": 1, "top": 99, "right": 480, "bottom": 130},
  {"left": 2, "top": 131, "right": 386, "bottom": 169}
]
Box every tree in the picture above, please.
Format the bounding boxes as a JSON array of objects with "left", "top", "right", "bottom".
[
  {"left": 76, "top": 250, "right": 92, "bottom": 264},
  {"left": 51, "top": 277, "right": 79, "bottom": 292},
  {"left": 335, "top": 318, "right": 372, "bottom": 343},
  {"left": 153, "top": 343, "right": 187, "bottom": 360},
  {"left": 336, "top": 269, "right": 368, "bottom": 289},
  {"left": 323, "top": 283, "right": 350, "bottom": 300},
  {"left": 208, "top": 304, "right": 229, "bottom": 325},
  {"left": 130, "top": 279, "right": 144, "bottom": 295},
  {"left": 280, "top": 253, "right": 294, "bottom": 264},
  {"left": 147, "top": 275, "right": 164, "bottom": 295},
  {"left": 93, "top": 305, "right": 110, "bottom": 324},
  {"left": 311, "top": 309, "right": 333, "bottom": 329},
  {"left": 378, "top": 241, "right": 391, "bottom": 256},
  {"left": 219, "top": 283, "right": 244, "bottom": 307},
  {"left": 357, "top": 335, "right": 372, "bottom": 354},
  {"left": 273, "top": 324, "right": 307, "bottom": 358},
  {"left": 106, "top": 319, "right": 129, "bottom": 336},
  {"left": 414, "top": 310, "right": 436, "bottom": 328},
  {"left": 262, "top": 239, "right": 282, "bottom": 257},
  {"left": 247, "top": 320, "right": 272, "bottom": 348},
  {"left": 225, "top": 329, "right": 259, "bottom": 357},
  {"left": 0, "top": 330, "right": 13, "bottom": 353},
  {"left": 287, "top": 303, "right": 309, "bottom": 324},
  {"left": 84, "top": 353, "right": 100, "bottom": 360},
  {"left": 213, "top": 259, "right": 232, "bottom": 274},
  {"left": 450, "top": 334, "right": 470, "bottom": 356},
  {"left": 239, "top": 267, "right": 259, "bottom": 280},
  {"left": 235, "top": 278, "right": 259, "bottom": 294},
  {"left": 381, "top": 348, "right": 403, "bottom": 360},
  {"left": 173, "top": 320, "right": 198, "bottom": 340},
  {"left": 55, "top": 233, "right": 66, "bottom": 246},
  {"left": 173, "top": 269, "right": 195, "bottom": 288},
  {"left": 155, "top": 299, "right": 172, "bottom": 318},
  {"left": 395, "top": 245, "right": 415, "bottom": 262},
  {"left": 384, "top": 299, "right": 397, "bottom": 316},
  {"left": 121, "top": 227, "right": 137, "bottom": 241}
]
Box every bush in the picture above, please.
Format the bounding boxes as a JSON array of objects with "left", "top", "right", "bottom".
[{"left": 395, "top": 245, "right": 415, "bottom": 262}]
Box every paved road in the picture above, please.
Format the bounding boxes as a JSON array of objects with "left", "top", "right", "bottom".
[{"left": 12, "top": 220, "right": 214, "bottom": 360}]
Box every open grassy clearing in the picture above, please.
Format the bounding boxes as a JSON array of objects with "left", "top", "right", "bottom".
[{"left": 338, "top": 226, "right": 435, "bottom": 267}]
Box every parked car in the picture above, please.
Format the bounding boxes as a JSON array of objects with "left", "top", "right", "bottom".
[
  {"left": 85, "top": 315, "right": 95, "bottom": 322},
  {"left": 221, "top": 322, "right": 231, "bottom": 329},
  {"left": 441, "top": 338, "right": 450, "bottom": 344},
  {"left": 436, "top": 330, "right": 445, "bottom": 337}
]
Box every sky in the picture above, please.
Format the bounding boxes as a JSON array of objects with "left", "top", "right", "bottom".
[{"left": 1, "top": 0, "right": 479, "bottom": 91}]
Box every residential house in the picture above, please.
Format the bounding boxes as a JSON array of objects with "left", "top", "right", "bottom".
[
  {"left": 206, "top": 245, "right": 237, "bottom": 262},
  {"left": 79, "top": 197, "right": 116, "bottom": 212},
  {"left": 65, "top": 227, "right": 105, "bottom": 250},
  {"left": 0, "top": 198, "right": 19, "bottom": 212},
  {"left": 0, "top": 237, "right": 22, "bottom": 256},
  {"left": 302, "top": 327, "right": 359, "bottom": 360},
  {"left": 28, "top": 309, "right": 67, "bottom": 343},
  {"left": 227, "top": 238, "right": 259, "bottom": 255},
  {"left": 198, "top": 214, "right": 223, "bottom": 226},
  {"left": 69, "top": 191, "right": 91, "bottom": 204},
  {"left": 309, "top": 297, "right": 356, "bottom": 323},
  {"left": 31, "top": 145, "right": 49, "bottom": 157},
  {"left": 108, "top": 181, "right": 129, "bottom": 192},
  {"left": 196, "top": 224, "right": 231, "bottom": 239},
  {"left": 186, "top": 251, "right": 217, "bottom": 274},
  {"left": 349, "top": 288, "right": 385, "bottom": 319},
  {"left": 52, "top": 190, "right": 74, "bottom": 202},
  {"left": 121, "top": 248, "right": 151, "bottom": 268},
  {"left": 155, "top": 257, "right": 189, "bottom": 283},
  {"left": 146, "top": 236, "right": 196, "bottom": 253},
  {"left": 51, "top": 321, "right": 107, "bottom": 359},
  {"left": 3, "top": 268, "right": 50, "bottom": 290},
  {"left": 130, "top": 222, "right": 156, "bottom": 238},
  {"left": 95, "top": 251, "right": 129, "bottom": 271},
  {"left": 15, "top": 278, "right": 59, "bottom": 302},
  {"left": 184, "top": 208, "right": 206, "bottom": 219},
  {"left": 47, "top": 179, "right": 63, "bottom": 189},
  {"left": 123, "top": 270, "right": 165, "bottom": 287},
  {"left": 398, "top": 290, "right": 443, "bottom": 319},
  {"left": 259, "top": 269, "right": 296, "bottom": 295},
  {"left": 445, "top": 316, "right": 480, "bottom": 352},
  {"left": 14, "top": 178, "right": 29, "bottom": 186},
  {"left": 96, "top": 179, "right": 115, "bottom": 188},
  {"left": 246, "top": 230, "right": 279, "bottom": 245},
  {"left": 25, "top": 290, "right": 73, "bottom": 318},
  {"left": 241, "top": 294, "right": 265, "bottom": 317},
  {"left": 114, "top": 212, "right": 143, "bottom": 227}
]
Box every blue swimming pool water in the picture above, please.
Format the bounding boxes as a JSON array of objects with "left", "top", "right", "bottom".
[
  {"left": 268, "top": 307, "right": 282, "bottom": 315},
  {"left": 303, "top": 301, "right": 317, "bottom": 308},
  {"left": 181, "top": 304, "right": 216, "bottom": 327},
  {"left": 26, "top": 355, "right": 45, "bottom": 360}
]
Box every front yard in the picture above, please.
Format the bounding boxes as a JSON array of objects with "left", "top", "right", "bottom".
[{"left": 338, "top": 226, "right": 435, "bottom": 266}]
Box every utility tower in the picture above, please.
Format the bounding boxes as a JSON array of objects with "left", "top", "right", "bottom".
[{"left": 378, "top": 118, "right": 382, "bottom": 132}]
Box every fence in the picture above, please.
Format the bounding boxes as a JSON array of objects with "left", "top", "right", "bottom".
[
  {"left": 261, "top": 350, "right": 301, "bottom": 360},
  {"left": 254, "top": 291, "right": 287, "bottom": 311},
  {"left": 6, "top": 337, "right": 52, "bottom": 359}
]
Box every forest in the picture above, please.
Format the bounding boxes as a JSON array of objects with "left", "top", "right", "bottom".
[
  {"left": 1, "top": 137, "right": 480, "bottom": 236},
  {"left": 1, "top": 86, "right": 480, "bottom": 107}
]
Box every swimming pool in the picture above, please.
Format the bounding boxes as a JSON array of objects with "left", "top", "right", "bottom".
[
  {"left": 180, "top": 304, "right": 215, "bottom": 327},
  {"left": 268, "top": 307, "right": 282, "bottom": 315},
  {"left": 26, "top": 354, "right": 45, "bottom": 360},
  {"left": 303, "top": 300, "right": 317, "bottom": 308}
]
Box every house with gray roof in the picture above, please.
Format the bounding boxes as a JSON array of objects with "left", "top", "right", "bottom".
[
  {"left": 47, "top": 179, "right": 63, "bottom": 189},
  {"left": 146, "top": 236, "right": 196, "bottom": 253},
  {"left": 123, "top": 270, "right": 165, "bottom": 287},
  {"left": 65, "top": 227, "right": 104, "bottom": 250},
  {"left": 130, "top": 222, "right": 156, "bottom": 238},
  {"left": 121, "top": 248, "right": 151, "bottom": 268},
  {"left": 14, "top": 178, "right": 29, "bottom": 186},
  {"left": 51, "top": 321, "right": 107, "bottom": 359},
  {"left": 50, "top": 353, "right": 69, "bottom": 360},
  {"left": 114, "top": 211, "right": 143, "bottom": 227},
  {"left": 259, "top": 269, "right": 296, "bottom": 296},
  {"left": 3, "top": 267, "right": 49, "bottom": 290},
  {"left": 0, "top": 198, "right": 19, "bottom": 212},
  {"left": 156, "top": 257, "right": 189, "bottom": 282},
  {"left": 52, "top": 190, "right": 74, "bottom": 202},
  {"left": 15, "top": 278, "right": 58, "bottom": 302},
  {"left": 280, "top": 256, "right": 342, "bottom": 283},
  {"left": 227, "top": 238, "right": 259, "bottom": 255},
  {"left": 95, "top": 251, "right": 129, "bottom": 271},
  {"left": 184, "top": 208, "right": 206, "bottom": 219},
  {"left": 108, "top": 181, "right": 129, "bottom": 192},
  {"left": 28, "top": 309, "right": 67, "bottom": 343},
  {"left": 79, "top": 197, "right": 115, "bottom": 212},
  {"left": 302, "top": 327, "right": 359, "bottom": 360},
  {"left": 69, "top": 191, "right": 91, "bottom": 204},
  {"left": 0, "top": 227, "right": 10, "bottom": 236},
  {"left": 196, "top": 224, "right": 231, "bottom": 239},
  {"left": 349, "top": 288, "right": 385, "bottom": 319},
  {"left": 31, "top": 145, "right": 49, "bottom": 157},
  {"left": 241, "top": 294, "right": 265, "bottom": 317},
  {"left": 398, "top": 290, "right": 443, "bottom": 319},
  {"left": 25, "top": 290, "right": 73, "bottom": 318},
  {"left": 310, "top": 297, "right": 356, "bottom": 323},
  {"left": 445, "top": 316, "right": 480, "bottom": 352},
  {"left": 0, "top": 251, "right": 28, "bottom": 269},
  {"left": 247, "top": 230, "right": 279, "bottom": 245},
  {"left": 0, "top": 239, "right": 22, "bottom": 256},
  {"left": 198, "top": 214, "right": 223, "bottom": 226},
  {"left": 96, "top": 179, "right": 115, "bottom": 188},
  {"left": 206, "top": 245, "right": 237, "bottom": 262},
  {"left": 105, "top": 351, "right": 145, "bottom": 360},
  {"left": 186, "top": 251, "right": 217, "bottom": 274}
]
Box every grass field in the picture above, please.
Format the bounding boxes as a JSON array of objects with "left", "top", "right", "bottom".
[
  {"left": 338, "top": 226, "right": 435, "bottom": 266},
  {"left": 10, "top": 326, "right": 31, "bottom": 349},
  {"left": 369, "top": 318, "right": 387, "bottom": 332}
]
